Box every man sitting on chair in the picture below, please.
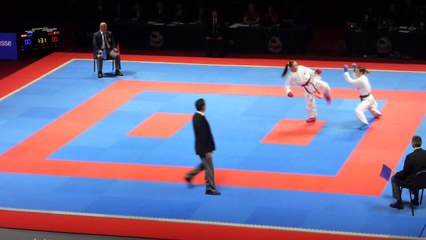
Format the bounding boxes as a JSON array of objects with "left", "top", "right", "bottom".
[
  {"left": 93, "top": 22, "right": 123, "bottom": 78},
  {"left": 390, "top": 135, "right": 426, "bottom": 209}
]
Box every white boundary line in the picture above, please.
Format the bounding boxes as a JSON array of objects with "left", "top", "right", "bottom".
[
  {"left": 74, "top": 58, "right": 426, "bottom": 73},
  {"left": 74, "top": 57, "right": 279, "bottom": 68},
  {"left": 2, "top": 57, "right": 424, "bottom": 103},
  {"left": 0, "top": 207, "right": 420, "bottom": 240},
  {"left": 0, "top": 59, "right": 76, "bottom": 101}
]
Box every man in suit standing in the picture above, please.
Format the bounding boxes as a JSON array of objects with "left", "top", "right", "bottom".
[
  {"left": 93, "top": 22, "right": 123, "bottom": 78},
  {"left": 205, "top": 9, "right": 224, "bottom": 57},
  {"left": 185, "top": 98, "right": 221, "bottom": 196},
  {"left": 390, "top": 136, "right": 426, "bottom": 209}
]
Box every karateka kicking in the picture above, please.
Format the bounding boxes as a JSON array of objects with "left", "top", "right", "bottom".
[{"left": 282, "top": 60, "right": 331, "bottom": 123}]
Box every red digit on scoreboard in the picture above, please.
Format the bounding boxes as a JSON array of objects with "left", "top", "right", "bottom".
[{"left": 51, "top": 36, "right": 59, "bottom": 43}]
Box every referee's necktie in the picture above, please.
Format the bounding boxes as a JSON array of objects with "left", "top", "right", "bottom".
[
  {"left": 102, "top": 33, "right": 107, "bottom": 49},
  {"left": 101, "top": 33, "right": 107, "bottom": 59}
]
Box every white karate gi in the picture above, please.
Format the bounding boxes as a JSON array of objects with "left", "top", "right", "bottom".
[
  {"left": 284, "top": 65, "right": 331, "bottom": 119},
  {"left": 343, "top": 72, "right": 381, "bottom": 125}
]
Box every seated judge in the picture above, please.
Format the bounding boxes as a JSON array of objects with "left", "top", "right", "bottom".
[
  {"left": 390, "top": 135, "right": 426, "bottom": 209},
  {"left": 93, "top": 22, "right": 123, "bottom": 78},
  {"left": 205, "top": 9, "right": 224, "bottom": 57}
]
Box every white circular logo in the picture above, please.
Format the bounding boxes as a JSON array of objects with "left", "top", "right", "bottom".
[
  {"left": 268, "top": 36, "right": 282, "bottom": 53},
  {"left": 377, "top": 37, "right": 392, "bottom": 54},
  {"left": 149, "top": 31, "right": 164, "bottom": 48}
]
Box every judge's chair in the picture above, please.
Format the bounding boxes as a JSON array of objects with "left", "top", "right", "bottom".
[
  {"left": 93, "top": 51, "right": 115, "bottom": 74},
  {"left": 401, "top": 170, "right": 426, "bottom": 216}
]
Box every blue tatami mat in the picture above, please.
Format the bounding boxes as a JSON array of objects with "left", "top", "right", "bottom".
[{"left": 0, "top": 58, "right": 426, "bottom": 238}]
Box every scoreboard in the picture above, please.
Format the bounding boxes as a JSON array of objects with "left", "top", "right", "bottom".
[{"left": 19, "top": 27, "right": 61, "bottom": 54}]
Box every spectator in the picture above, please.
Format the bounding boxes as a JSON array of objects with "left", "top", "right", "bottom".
[
  {"left": 382, "top": 2, "right": 400, "bottom": 28},
  {"left": 97, "top": 0, "right": 105, "bottom": 21},
  {"left": 243, "top": 3, "right": 261, "bottom": 25},
  {"left": 131, "top": 0, "right": 144, "bottom": 22},
  {"left": 362, "top": 6, "right": 378, "bottom": 30},
  {"left": 205, "top": 9, "right": 225, "bottom": 57},
  {"left": 262, "top": 6, "right": 280, "bottom": 27},
  {"left": 194, "top": 4, "right": 206, "bottom": 23},
  {"left": 413, "top": 8, "right": 425, "bottom": 29},
  {"left": 400, "top": 0, "right": 415, "bottom": 26},
  {"left": 153, "top": 0, "right": 167, "bottom": 23},
  {"left": 113, "top": 1, "right": 122, "bottom": 22},
  {"left": 174, "top": 2, "right": 185, "bottom": 22}
]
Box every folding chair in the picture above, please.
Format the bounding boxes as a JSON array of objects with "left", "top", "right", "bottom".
[
  {"left": 402, "top": 170, "right": 426, "bottom": 216},
  {"left": 93, "top": 57, "right": 115, "bottom": 73},
  {"left": 93, "top": 49, "right": 115, "bottom": 73}
]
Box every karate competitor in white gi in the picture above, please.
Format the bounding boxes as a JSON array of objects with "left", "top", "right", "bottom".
[
  {"left": 343, "top": 63, "right": 381, "bottom": 129},
  {"left": 282, "top": 60, "right": 331, "bottom": 123}
]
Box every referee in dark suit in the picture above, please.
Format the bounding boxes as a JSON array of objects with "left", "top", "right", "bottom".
[
  {"left": 185, "top": 98, "right": 220, "bottom": 195},
  {"left": 93, "top": 22, "right": 123, "bottom": 78}
]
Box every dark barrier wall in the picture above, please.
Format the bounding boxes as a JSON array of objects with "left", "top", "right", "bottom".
[
  {"left": 76, "top": 20, "right": 311, "bottom": 55},
  {"left": 345, "top": 29, "right": 426, "bottom": 59},
  {"left": 1, "top": 0, "right": 425, "bottom": 59}
]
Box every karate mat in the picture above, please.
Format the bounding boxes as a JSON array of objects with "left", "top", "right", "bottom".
[{"left": 0, "top": 52, "right": 425, "bottom": 239}]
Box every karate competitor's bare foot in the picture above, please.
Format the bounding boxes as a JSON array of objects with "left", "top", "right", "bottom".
[
  {"left": 374, "top": 114, "right": 382, "bottom": 119},
  {"left": 306, "top": 117, "right": 316, "bottom": 123},
  {"left": 359, "top": 123, "right": 369, "bottom": 130}
]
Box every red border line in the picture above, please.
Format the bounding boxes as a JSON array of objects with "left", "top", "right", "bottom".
[{"left": 0, "top": 209, "right": 412, "bottom": 240}]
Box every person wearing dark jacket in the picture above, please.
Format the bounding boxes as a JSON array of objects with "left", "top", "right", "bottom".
[
  {"left": 390, "top": 136, "right": 426, "bottom": 209},
  {"left": 205, "top": 10, "right": 224, "bottom": 57},
  {"left": 93, "top": 22, "right": 123, "bottom": 78},
  {"left": 185, "top": 98, "right": 220, "bottom": 195}
]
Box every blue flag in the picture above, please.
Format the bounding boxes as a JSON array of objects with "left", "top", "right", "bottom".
[{"left": 380, "top": 164, "right": 392, "bottom": 181}]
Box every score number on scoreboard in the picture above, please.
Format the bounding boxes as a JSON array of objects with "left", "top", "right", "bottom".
[{"left": 20, "top": 27, "right": 61, "bottom": 53}]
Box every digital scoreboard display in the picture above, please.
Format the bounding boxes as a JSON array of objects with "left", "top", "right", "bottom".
[{"left": 19, "top": 27, "right": 61, "bottom": 54}]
